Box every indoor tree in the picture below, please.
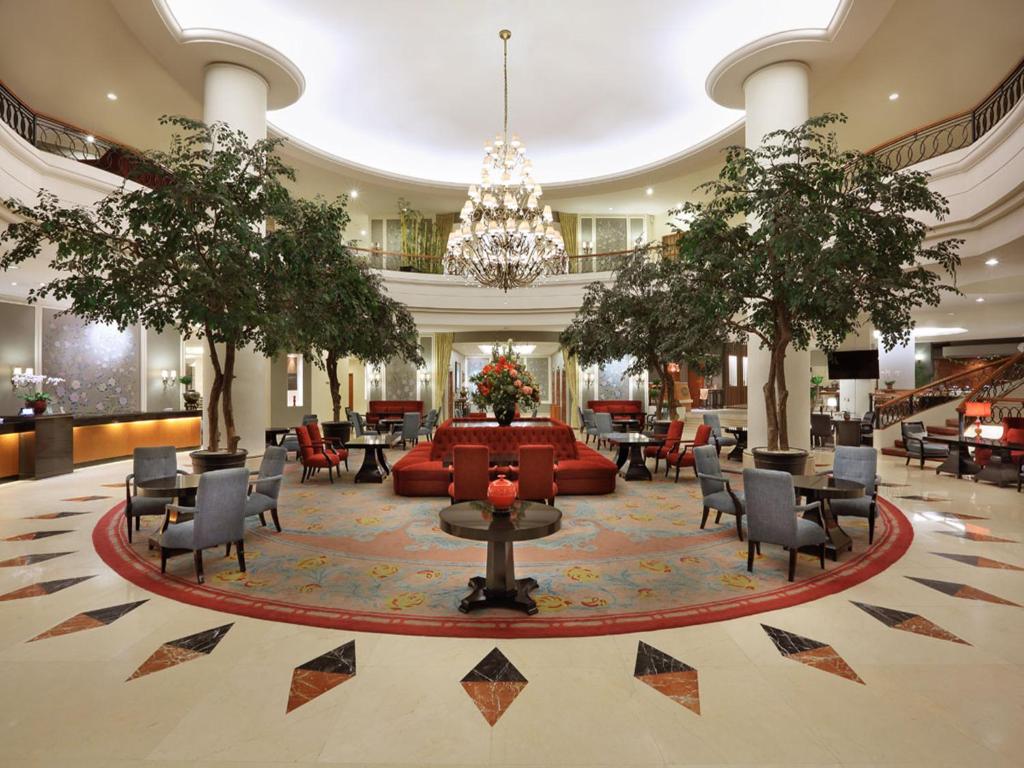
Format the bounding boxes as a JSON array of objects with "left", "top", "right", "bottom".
[
  {"left": 673, "top": 113, "right": 961, "bottom": 452},
  {"left": 0, "top": 116, "right": 296, "bottom": 454},
  {"left": 559, "top": 247, "right": 727, "bottom": 420},
  {"left": 274, "top": 196, "right": 422, "bottom": 421}
]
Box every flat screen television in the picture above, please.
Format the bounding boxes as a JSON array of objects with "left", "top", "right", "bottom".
[{"left": 827, "top": 350, "right": 880, "bottom": 379}]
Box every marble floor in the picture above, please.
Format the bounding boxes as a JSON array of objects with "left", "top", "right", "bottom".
[{"left": 0, "top": 446, "right": 1022, "bottom": 767}]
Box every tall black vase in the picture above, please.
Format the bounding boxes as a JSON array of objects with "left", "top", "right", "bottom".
[{"left": 493, "top": 403, "right": 515, "bottom": 426}]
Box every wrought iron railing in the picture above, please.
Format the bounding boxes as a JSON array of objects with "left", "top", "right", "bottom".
[
  {"left": 869, "top": 56, "right": 1024, "bottom": 172},
  {"left": 874, "top": 358, "right": 1008, "bottom": 429},
  {"left": 958, "top": 351, "right": 1024, "bottom": 422}
]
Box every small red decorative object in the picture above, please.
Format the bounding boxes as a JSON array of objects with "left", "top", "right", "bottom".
[{"left": 487, "top": 475, "right": 516, "bottom": 510}]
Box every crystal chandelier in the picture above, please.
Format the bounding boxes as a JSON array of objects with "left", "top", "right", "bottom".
[{"left": 444, "top": 29, "right": 567, "bottom": 292}]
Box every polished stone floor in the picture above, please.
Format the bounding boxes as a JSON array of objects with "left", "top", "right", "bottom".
[{"left": 0, "top": 445, "right": 1022, "bottom": 767}]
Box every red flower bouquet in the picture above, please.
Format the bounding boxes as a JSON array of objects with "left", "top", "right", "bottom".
[{"left": 470, "top": 340, "right": 541, "bottom": 425}]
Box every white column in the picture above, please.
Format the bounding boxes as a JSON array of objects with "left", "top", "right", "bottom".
[
  {"left": 201, "top": 63, "right": 271, "bottom": 455},
  {"left": 742, "top": 61, "right": 812, "bottom": 451}
]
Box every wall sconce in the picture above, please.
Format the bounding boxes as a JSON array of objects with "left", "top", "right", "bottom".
[
  {"left": 583, "top": 371, "right": 594, "bottom": 390},
  {"left": 418, "top": 370, "right": 432, "bottom": 385},
  {"left": 11, "top": 367, "right": 34, "bottom": 390},
  {"left": 160, "top": 369, "right": 177, "bottom": 388}
]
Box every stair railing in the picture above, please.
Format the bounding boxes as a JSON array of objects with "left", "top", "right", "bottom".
[
  {"left": 958, "top": 350, "right": 1024, "bottom": 423},
  {"left": 874, "top": 357, "right": 1009, "bottom": 429}
]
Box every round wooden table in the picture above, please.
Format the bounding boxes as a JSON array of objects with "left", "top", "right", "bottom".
[
  {"left": 439, "top": 500, "right": 562, "bottom": 615},
  {"left": 791, "top": 475, "right": 864, "bottom": 560}
]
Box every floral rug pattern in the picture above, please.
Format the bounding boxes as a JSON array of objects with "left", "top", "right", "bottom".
[{"left": 95, "top": 459, "right": 912, "bottom": 638}]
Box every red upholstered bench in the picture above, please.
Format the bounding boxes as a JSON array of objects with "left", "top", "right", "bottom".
[
  {"left": 367, "top": 400, "right": 423, "bottom": 428},
  {"left": 588, "top": 399, "right": 643, "bottom": 423},
  {"left": 391, "top": 418, "right": 617, "bottom": 496}
]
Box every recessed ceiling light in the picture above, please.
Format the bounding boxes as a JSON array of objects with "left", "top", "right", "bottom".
[
  {"left": 349, "top": 189, "right": 359, "bottom": 198},
  {"left": 985, "top": 257, "right": 999, "bottom": 266},
  {"left": 85, "top": 134, "right": 95, "bottom": 143},
  {"left": 888, "top": 92, "right": 899, "bottom": 101},
  {"left": 608, "top": 207, "right": 614, "bottom": 211},
  {"left": 360, "top": 229, "right": 367, "bottom": 236},
  {"left": 10, "top": 282, "right": 17, "bottom": 286},
  {"left": 645, "top": 187, "right": 653, "bottom": 196},
  {"left": 976, "top": 297, "right": 985, "bottom": 303},
  {"left": 106, "top": 92, "right": 118, "bottom": 101}
]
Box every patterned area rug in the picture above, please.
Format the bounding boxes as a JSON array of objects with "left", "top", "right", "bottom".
[{"left": 94, "top": 460, "right": 912, "bottom": 638}]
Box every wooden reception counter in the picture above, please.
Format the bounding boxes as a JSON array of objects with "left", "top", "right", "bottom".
[{"left": 0, "top": 411, "right": 201, "bottom": 480}]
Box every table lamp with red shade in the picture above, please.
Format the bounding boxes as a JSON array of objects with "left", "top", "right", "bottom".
[{"left": 964, "top": 401, "right": 992, "bottom": 439}]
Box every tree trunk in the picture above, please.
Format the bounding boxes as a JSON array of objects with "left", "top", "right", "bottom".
[
  {"left": 326, "top": 350, "right": 342, "bottom": 422},
  {"left": 763, "top": 351, "right": 779, "bottom": 451},
  {"left": 205, "top": 330, "right": 223, "bottom": 452},
  {"left": 661, "top": 365, "right": 677, "bottom": 420},
  {"left": 774, "top": 336, "right": 791, "bottom": 451},
  {"left": 223, "top": 344, "right": 239, "bottom": 453}
]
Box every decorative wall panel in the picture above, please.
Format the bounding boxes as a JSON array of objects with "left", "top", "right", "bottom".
[
  {"left": 42, "top": 310, "right": 140, "bottom": 415},
  {"left": 598, "top": 358, "right": 630, "bottom": 401}
]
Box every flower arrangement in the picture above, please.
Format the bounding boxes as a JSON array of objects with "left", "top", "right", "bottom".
[
  {"left": 12, "top": 373, "right": 65, "bottom": 414},
  {"left": 470, "top": 340, "right": 541, "bottom": 425}
]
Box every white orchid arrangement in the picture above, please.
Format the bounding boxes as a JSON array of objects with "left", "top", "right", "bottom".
[{"left": 12, "top": 373, "right": 65, "bottom": 402}]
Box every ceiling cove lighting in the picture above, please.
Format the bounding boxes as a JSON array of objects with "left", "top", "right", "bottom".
[
  {"left": 444, "top": 30, "right": 566, "bottom": 292},
  {"left": 913, "top": 327, "right": 968, "bottom": 337},
  {"left": 985, "top": 257, "right": 999, "bottom": 266}
]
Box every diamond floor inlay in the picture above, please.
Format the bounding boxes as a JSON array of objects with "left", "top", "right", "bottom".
[
  {"left": 931, "top": 552, "right": 1024, "bottom": 570},
  {"left": 287, "top": 640, "right": 356, "bottom": 713},
  {"left": 460, "top": 648, "right": 527, "bottom": 726},
  {"left": 2, "top": 530, "right": 73, "bottom": 541},
  {"left": 851, "top": 601, "right": 969, "bottom": 644},
  {"left": 0, "top": 576, "right": 95, "bottom": 601},
  {"left": 30, "top": 600, "right": 148, "bottom": 641},
  {"left": 634, "top": 640, "right": 700, "bottom": 715},
  {"left": 127, "top": 624, "right": 233, "bottom": 681},
  {"left": 907, "top": 576, "right": 1021, "bottom": 606},
  {"left": 24, "top": 511, "right": 92, "bottom": 519},
  {"left": 0, "top": 552, "right": 74, "bottom": 567},
  {"left": 762, "top": 624, "right": 864, "bottom": 684}
]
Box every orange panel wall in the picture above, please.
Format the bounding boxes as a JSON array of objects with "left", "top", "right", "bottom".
[
  {"left": 72, "top": 417, "right": 201, "bottom": 465},
  {"left": 0, "top": 434, "right": 19, "bottom": 478}
]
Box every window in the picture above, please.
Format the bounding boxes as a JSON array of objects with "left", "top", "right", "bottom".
[
  {"left": 576, "top": 215, "right": 649, "bottom": 272},
  {"left": 286, "top": 353, "right": 303, "bottom": 407},
  {"left": 367, "top": 218, "right": 403, "bottom": 269},
  {"left": 728, "top": 355, "right": 738, "bottom": 387}
]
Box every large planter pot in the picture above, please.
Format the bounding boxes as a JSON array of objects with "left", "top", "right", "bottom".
[
  {"left": 751, "top": 447, "right": 809, "bottom": 475},
  {"left": 190, "top": 449, "right": 248, "bottom": 474},
  {"left": 493, "top": 403, "right": 515, "bottom": 427},
  {"left": 322, "top": 420, "right": 350, "bottom": 445}
]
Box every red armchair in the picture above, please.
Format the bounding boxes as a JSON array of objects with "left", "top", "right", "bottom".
[
  {"left": 516, "top": 444, "right": 557, "bottom": 505},
  {"left": 644, "top": 420, "right": 683, "bottom": 473},
  {"left": 448, "top": 445, "right": 490, "bottom": 504},
  {"left": 307, "top": 422, "right": 349, "bottom": 471},
  {"left": 296, "top": 425, "right": 343, "bottom": 483},
  {"left": 665, "top": 424, "right": 713, "bottom": 482}
]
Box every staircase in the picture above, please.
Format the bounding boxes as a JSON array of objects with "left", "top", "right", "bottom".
[{"left": 877, "top": 351, "right": 1024, "bottom": 458}]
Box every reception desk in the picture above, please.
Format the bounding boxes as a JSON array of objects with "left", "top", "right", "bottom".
[{"left": 0, "top": 411, "right": 201, "bottom": 480}]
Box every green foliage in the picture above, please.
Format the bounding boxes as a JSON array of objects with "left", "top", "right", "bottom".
[
  {"left": 0, "top": 116, "right": 298, "bottom": 451},
  {"left": 397, "top": 197, "right": 444, "bottom": 273},
  {"left": 673, "top": 113, "right": 961, "bottom": 449},
  {"left": 559, "top": 247, "right": 730, "bottom": 417},
  {"left": 274, "top": 196, "right": 422, "bottom": 420}
]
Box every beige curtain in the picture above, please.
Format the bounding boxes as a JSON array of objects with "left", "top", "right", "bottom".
[
  {"left": 557, "top": 212, "right": 579, "bottom": 274},
  {"left": 434, "top": 213, "right": 457, "bottom": 257},
  {"left": 433, "top": 332, "right": 454, "bottom": 417},
  {"left": 563, "top": 348, "right": 580, "bottom": 428}
]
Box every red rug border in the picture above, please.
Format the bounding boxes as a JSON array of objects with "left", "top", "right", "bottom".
[{"left": 93, "top": 496, "right": 914, "bottom": 639}]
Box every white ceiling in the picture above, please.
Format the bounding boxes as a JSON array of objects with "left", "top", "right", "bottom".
[{"left": 163, "top": 0, "right": 839, "bottom": 185}]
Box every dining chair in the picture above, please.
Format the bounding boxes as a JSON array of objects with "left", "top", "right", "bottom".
[
  {"left": 418, "top": 409, "right": 438, "bottom": 442},
  {"left": 159, "top": 467, "right": 249, "bottom": 584},
  {"left": 516, "top": 444, "right": 557, "bottom": 505},
  {"left": 644, "top": 419, "right": 683, "bottom": 473},
  {"left": 834, "top": 420, "right": 863, "bottom": 447},
  {"left": 822, "top": 446, "right": 879, "bottom": 543},
  {"left": 449, "top": 445, "right": 490, "bottom": 504},
  {"left": 665, "top": 424, "right": 713, "bottom": 482},
  {"left": 124, "top": 446, "right": 185, "bottom": 543},
  {"left": 581, "top": 408, "right": 599, "bottom": 444},
  {"left": 350, "top": 412, "right": 367, "bottom": 438},
  {"left": 694, "top": 444, "right": 746, "bottom": 540},
  {"left": 810, "top": 412, "right": 833, "bottom": 448},
  {"left": 244, "top": 445, "right": 287, "bottom": 533},
  {"left": 593, "top": 412, "right": 614, "bottom": 449},
  {"left": 397, "top": 411, "right": 422, "bottom": 449},
  {"left": 742, "top": 468, "right": 827, "bottom": 581},
  {"left": 702, "top": 413, "right": 737, "bottom": 455}
]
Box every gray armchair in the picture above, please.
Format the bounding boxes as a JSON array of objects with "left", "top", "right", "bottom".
[
  {"left": 581, "top": 408, "right": 598, "bottom": 444},
  {"left": 245, "top": 446, "right": 286, "bottom": 532},
  {"left": 742, "top": 468, "right": 828, "bottom": 581},
  {"left": 160, "top": 467, "right": 249, "bottom": 584},
  {"left": 901, "top": 420, "right": 948, "bottom": 469},
  {"left": 396, "top": 411, "right": 422, "bottom": 449},
  {"left": 593, "top": 411, "right": 614, "bottom": 449},
  {"left": 694, "top": 445, "right": 746, "bottom": 540},
  {"left": 702, "top": 413, "right": 737, "bottom": 454},
  {"left": 350, "top": 411, "right": 367, "bottom": 438},
  {"left": 418, "top": 409, "right": 438, "bottom": 442},
  {"left": 822, "top": 446, "right": 880, "bottom": 543},
  {"left": 124, "top": 446, "right": 186, "bottom": 543}
]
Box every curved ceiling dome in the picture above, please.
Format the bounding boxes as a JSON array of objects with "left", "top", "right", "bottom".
[{"left": 165, "top": 0, "right": 840, "bottom": 186}]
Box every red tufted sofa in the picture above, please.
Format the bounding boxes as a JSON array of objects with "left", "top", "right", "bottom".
[
  {"left": 588, "top": 399, "right": 643, "bottom": 422},
  {"left": 367, "top": 400, "right": 423, "bottom": 428},
  {"left": 391, "top": 418, "right": 617, "bottom": 496}
]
